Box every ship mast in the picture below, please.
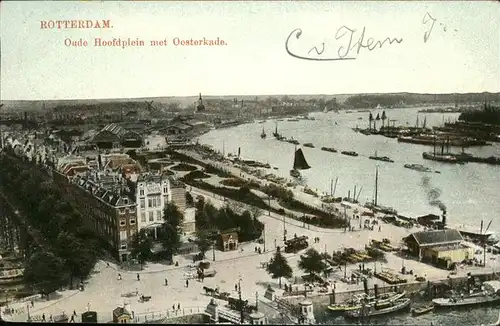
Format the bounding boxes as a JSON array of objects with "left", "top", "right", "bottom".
[{"left": 374, "top": 166, "right": 379, "bottom": 206}]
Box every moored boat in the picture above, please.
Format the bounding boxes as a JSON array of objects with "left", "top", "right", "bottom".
[
  {"left": 433, "top": 281, "right": 500, "bottom": 308},
  {"left": 411, "top": 304, "right": 434, "bottom": 316},
  {"left": 344, "top": 298, "right": 411, "bottom": 318},
  {"left": 404, "top": 163, "right": 432, "bottom": 172},
  {"left": 422, "top": 152, "right": 461, "bottom": 163},
  {"left": 260, "top": 127, "right": 266, "bottom": 139},
  {"left": 321, "top": 147, "right": 337, "bottom": 153},
  {"left": 341, "top": 151, "right": 359, "bottom": 157},
  {"left": 369, "top": 151, "right": 394, "bottom": 163},
  {"left": 303, "top": 143, "right": 314, "bottom": 148},
  {"left": 328, "top": 292, "right": 406, "bottom": 313}
]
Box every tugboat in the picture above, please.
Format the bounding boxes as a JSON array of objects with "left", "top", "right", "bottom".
[
  {"left": 303, "top": 143, "right": 314, "bottom": 148},
  {"left": 369, "top": 151, "right": 394, "bottom": 163},
  {"left": 344, "top": 298, "right": 411, "bottom": 319},
  {"left": 321, "top": 147, "right": 337, "bottom": 153},
  {"left": 290, "top": 146, "right": 311, "bottom": 179},
  {"left": 260, "top": 127, "right": 266, "bottom": 139},
  {"left": 432, "top": 281, "right": 500, "bottom": 308},
  {"left": 341, "top": 151, "right": 359, "bottom": 157}
]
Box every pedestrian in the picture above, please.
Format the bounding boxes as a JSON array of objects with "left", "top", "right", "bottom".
[
  {"left": 70, "top": 315, "right": 75, "bottom": 323},
  {"left": 165, "top": 278, "right": 168, "bottom": 286},
  {"left": 30, "top": 300, "right": 34, "bottom": 308},
  {"left": 73, "top": 310, "right": 76, "bottom": 317},
  {"left": 378, "top": 226, "right": 381, "bottom": 232},
  {"left": 118, "top": 273, "right": 122, "bottom": 280},
  {"left": 49, "top": 314, "right": 53, "bottom": 322},
  {"left": 42, "top": 313, "right": 46, "bottom": 322},
  {"left": 172, "top": 304, "right": 175, "bottom": 310},
  {"left": 235, "top": 284, "right": 238, "bottom": 291},
  {"left": 137, "top": 273, "right": 140, "bottom": 281},
  {"left": 177, "top": 303, "right": 180, "bottom": 310},
  {"left": 186, "top": 279, "right": 189, "bottom": 287}
]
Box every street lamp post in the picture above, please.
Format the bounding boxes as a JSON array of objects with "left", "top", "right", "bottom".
[
  {"left": 263, "top": 227, "right": 266, "bottom": 252},
  {"left": 283, "top": 214, "right": 286, "bottom": 242},
  {"left": 238, "top": 276, "right": 244, "bottom": 324},
  {"left": 212, "top": 240, "right": 216, "bottom": 262}
]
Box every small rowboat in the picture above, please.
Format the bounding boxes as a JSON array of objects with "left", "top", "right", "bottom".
[{"left": 411, "top": 304, "right": 434, "bottom": 316}]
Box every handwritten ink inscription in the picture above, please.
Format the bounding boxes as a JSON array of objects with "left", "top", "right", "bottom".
[
  {"left": 286, "top": 12, "right": 457, "bottom": 61},
  {"left": 286, "top": 26, "right": 403, "bottom": 61},
  {"left": 422, "top": 12, "right": 458, "bottom": 43}
]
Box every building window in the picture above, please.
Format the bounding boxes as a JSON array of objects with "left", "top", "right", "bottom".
[
  {"left": 139, "top": 189, "right": 144, "bottom": 196},
  {"left": 120, "top": 231, "right": 127, "bottom": 240},
  {"left": 148, "top": 198, "right": 152, "bottom": 208},
  {"left": 141, "top": 212, "right": 146, "bottom": 222},
  {"left": 140, "top": 198, "right": 145, "bottom": 208},
  {"left": 149, "top": 211, "right": 154, "bottom": 222},
  {"left": 163, "top": 187, "right": 168, "bottom": 193},
  {"left": 120, "top": 219, "right": 126, "bottom": 226},
  {"left": 156, "top": 210, "right": 162, "bottom": 221},
  {"left": 121, "top": 244, "right": 127, "bottom": 250},
  {"left": 130, "top": 219, "right": 136, "bottom": 225},
  {"left": 119, "top": 208, "right": 125, "bottom": 215}
]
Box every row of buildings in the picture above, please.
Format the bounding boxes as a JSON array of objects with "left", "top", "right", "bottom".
[{"left": 1, "top": 130, "right": 196, "bottom": 263}]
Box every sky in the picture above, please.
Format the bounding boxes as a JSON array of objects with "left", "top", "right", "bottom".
[{"left": 1, "top": 1, "right": 499, "bottom": 100}]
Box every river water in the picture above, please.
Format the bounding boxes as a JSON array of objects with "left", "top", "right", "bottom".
[{"left": 198, "top": 108, "right": 500, "bottom": 234}]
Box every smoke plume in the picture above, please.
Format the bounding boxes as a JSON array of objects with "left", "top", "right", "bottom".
[{"left": 421, "top": 176, "right": 447, "bottom": 212}]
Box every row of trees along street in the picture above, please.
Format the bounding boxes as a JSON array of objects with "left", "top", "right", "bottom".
[
  {"left": 0, "top": 153, "right": 104, "bottom": 299},
  {"left": 266, "top": 247, "right": 333, "bottom": 288}
]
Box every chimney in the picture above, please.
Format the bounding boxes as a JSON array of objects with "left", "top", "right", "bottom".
[{"left": 441, "top": 210, "right": 447, "bottom": 229}]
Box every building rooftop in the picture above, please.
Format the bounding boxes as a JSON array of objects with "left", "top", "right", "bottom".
[
  {"left": 406, "top": 229, "right": 463, "bottom": 246},
  {"left": 72, "top": 174, "right": 135, "bottom": 208}
]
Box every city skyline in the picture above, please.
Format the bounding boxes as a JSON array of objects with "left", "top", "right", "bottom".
[{"left": 1, "top": 1, "right": 499, "bottom": 100}]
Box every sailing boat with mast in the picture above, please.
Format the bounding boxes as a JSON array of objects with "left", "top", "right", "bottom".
[
  {"left": 260, "top": 127, "right": 266, "bottom": 139},
  {"left": 365, "top": 166, "right": 398, "bottom": 215},
  {"left": 272, "top": 122, "right": 282, "bottom": 139},
  {"left": 290, "top": 146, "right": 311, "bottom": 179}
]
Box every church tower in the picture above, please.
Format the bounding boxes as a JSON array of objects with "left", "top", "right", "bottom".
[{"left": 197, "top": 93, "right": 206, "bottom": 111}]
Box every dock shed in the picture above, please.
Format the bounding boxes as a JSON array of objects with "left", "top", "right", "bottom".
[{"left": 403, "top": 229, "right": 473, "bottom": 268}]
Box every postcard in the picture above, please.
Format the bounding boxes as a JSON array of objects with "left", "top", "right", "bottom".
[{"left": 0, "top": 1, "right": 499, "bottom": 325}]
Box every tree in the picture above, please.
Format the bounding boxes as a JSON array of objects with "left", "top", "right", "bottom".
[
  {"left": 266, "top": 249, "right": 293, "bottom": 288},
  {"left": 185, "top": 192, "right": 194, "bottom": 207},
  {"left": 56, "top": 232, "right": 96, "bottom": 288},
  {"left": 24, "top": 252, "right": 66, "bottom": 300},
  {"left": 161, "top": 202, "right": 184, "bottom": 258},
  {"left": 298, "top": 248, "right": 327, "bottom": 277},
  {"left": 248, "top": 206, "right": 263, "bottom": 219},
  {"left": 130, "top": 229, "right": 153, "bottom": 269},
  {"left": 195, "top": 229, "right": 212, "bottom": 258}
]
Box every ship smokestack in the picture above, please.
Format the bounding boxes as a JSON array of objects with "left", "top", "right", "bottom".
[{"left": 441, "top": 210, "right": 447, "bottom": 229}]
